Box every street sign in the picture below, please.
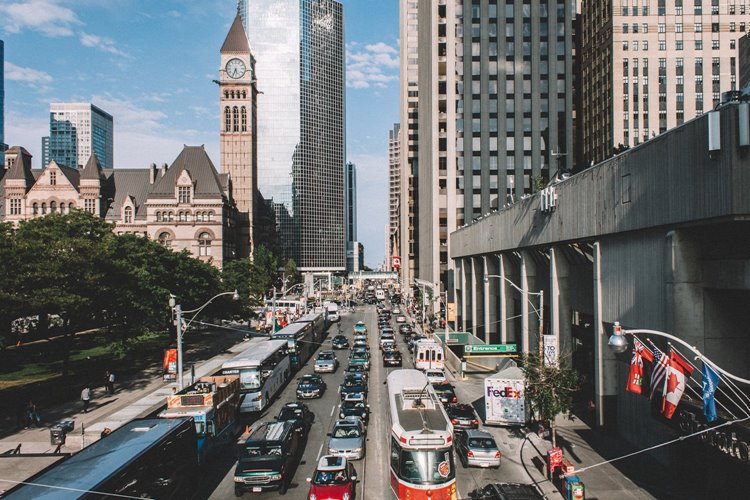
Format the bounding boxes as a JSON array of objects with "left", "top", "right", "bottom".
[
  {"left": 464, "top": 344, "right": 517, "bottom": 354},
  {"left": 435, "top": 332, "right": 471, "bottom": 345}
]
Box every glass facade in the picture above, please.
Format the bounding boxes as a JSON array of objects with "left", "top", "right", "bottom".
[
  {"left": 0, "top": 40, "right": 5, "bottom": 164},
  {"left": 46, "top": 103, "right": 113, "bottom": 168},
  {"left": 243, "top": 0, "right": 345, "bottom": 271}
]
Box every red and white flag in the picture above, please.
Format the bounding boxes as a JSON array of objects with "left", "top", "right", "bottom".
[
  {"left": 662, "top": 350, "right": 694, "bottom": 419},
  {"left": 626, "top": 339, "right": 652, "bottom": 395}
]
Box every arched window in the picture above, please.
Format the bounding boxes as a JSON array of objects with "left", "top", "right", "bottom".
[
  {"left": 208, "top": 212, "right": 214, "bottom": 221},
  {"left": 124, "top": 206, "right": 133, "bottom": 223},
  {"left": 179, "top": 211, "right": 187, "bottom": 222},
  {"left": 224, "top": 107, "right": 231, "bottom": 132},
  {"left": 242, "top": 90, "right": 247, "bottom": 98},
  {"left": 156, "top": 211, "right": 162, "bottom": 222},
  {"left": 59, "top": 204, "right": 65, "bottom": 214},
  {"left": 158, "top": 232, "right": 172, "bottom": 248},
  {"left": 198, "top": 232, "right": 211, "bottom": 256},
  {"left": 50, "top": 201, "right": 57, "bottom": 213},
  {"left": 32, "top": 203, "right": 38, "bottom": 215},
  {"left": 69, "top": 202, "right": 75, "bottom": 211},
  {"left": 224, "top": 90, "right": 229, "bottom": 99},
  {"left": 230, "top": 90, "right": 235, "bottom": 99},
  {"left": 241, "top": 107, "right": 247, "bottom": 132},
  {"left": 41, "top": 203, "right": 47, "bottom": 214},
  {"left": 232, "top": 106, "right": 239, "bottom": 132},
  {"left": 167, "top": 212, "right": 174, "bottom": 222}
]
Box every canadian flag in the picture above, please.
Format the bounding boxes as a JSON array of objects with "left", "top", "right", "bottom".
[{"left": 662, "top": 350, "right": 695, "bottom": 419}]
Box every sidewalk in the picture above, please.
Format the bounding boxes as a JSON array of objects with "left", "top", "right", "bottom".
[{"left": 0, "top": 330, "right": 253, "bottom": 493}]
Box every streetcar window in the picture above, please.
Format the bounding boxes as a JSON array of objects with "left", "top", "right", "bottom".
[
  {"left": 391, "top": 438, "right": 401, "bottom": 471},
  {"left": 398, "top": 448, "right": 454, "bottom": 485}
]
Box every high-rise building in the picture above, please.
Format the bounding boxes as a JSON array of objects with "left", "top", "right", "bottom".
[
  {"left": 581, "top": 0, "right": 745, "bottom": 166},
  {"left": 43, "top": 103, "right": 113, "bottom": 169},
  {"left": 399, "top": 0, "right": 420, "bottom": 291},
  {"left": 0, "top": 40, "right": 6, "bottom": 166},
  {"left": 388, "top": 123, "right": 401, "bottom": 272},
  {"left": 240, "top": 0, "right": 346, "bottom": 272},
  {"left": 407, "top": 0, "right": 575, "bottom": 290},
  {"left": 219, "top": 13, "right": 259, "bottom": 258},
  {"left": 345, "top": 161, "right": 358, "bottom": 272}
]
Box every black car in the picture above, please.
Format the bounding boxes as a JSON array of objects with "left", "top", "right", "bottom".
[
  {"left": 382, "top": 350, "right": 402, "bottom": 367},
  {"left": 467, "top": 482, "right": 545, "bottom": 500},
  {"left": 445, "top": 403, "right": 479, "bottom": 429},
  {"left": 276, "top": 402, "right": 315, "bottom": 436},
  {"left": 345, "top": 364, "right": 368, "bottom": 380},
  {"left": 339, "top": 397, "right": 370, "bottom": 423},
  {"left": 296, "top": 374, "right": 327, "bottom": 399},
  {"left": 340, "top": 374, "right": 368, "bottom": 400},
  {"left": 432, "top": 382, "right": 458, "bottom": 406},
  {"left": 234, "top": 420, "right": 302, "bottom": 495},
  {"left": 331, "top": 335, "right": 349, "bottom": 350},
  {"left": 398, "top": 324, "right": 413, "bottom": 336}
]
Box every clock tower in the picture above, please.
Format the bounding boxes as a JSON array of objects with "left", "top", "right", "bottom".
[{"left": 220, "top": 13, "right": 258, "bottom": 258}]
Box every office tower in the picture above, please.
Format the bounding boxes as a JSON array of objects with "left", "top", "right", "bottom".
[
  {"left": 45, "top": 103, "right": 113, "bottom": 169},
  {"left": 241, "top": 0, "right": 346, "bottom": 272},
  {"left": 0, "top": 40, "right": 6, "bottom": 166},
  {"left": 345, "top": 161, "right": 358, "bottom": 272},
  {"left": 388, "top": 123, "right": 401, "bottom": 272},
  {"left": 399, "top": 0, "right": 420, "bottom": 290},
  {"left": 582, "top": 0, "right": 745, "bottom": 166},
  {"left": 237, "top": 0, "right": 249, "bottom": 37},
  {"left": 408, "top": 0, "right": 574, "bottom": 289},
  {"left": 219, "top": 13, "right": 259, "bottom": 258}
]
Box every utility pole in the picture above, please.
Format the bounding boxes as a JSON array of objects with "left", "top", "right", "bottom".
[{"left": 174, "top": 302, "right": 184, "bottom": 390}]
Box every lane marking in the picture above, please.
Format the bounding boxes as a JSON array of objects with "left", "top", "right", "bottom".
[
  {"left": 330, "top": 405, "right": 335, "bottom": 417},
  {"left": 316, "top": 442, "right": 324, "bottom": 461}
]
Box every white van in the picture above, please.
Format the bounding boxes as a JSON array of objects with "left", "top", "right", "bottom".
[
  {"left": 324, "top": 301, "right": 340, "bottom": 323},
  {"left": 375, "top": 289, "right": 386, "bottom": 301},
  {"left": 414, "top": 339, "right": 445, "bottom": 371}
]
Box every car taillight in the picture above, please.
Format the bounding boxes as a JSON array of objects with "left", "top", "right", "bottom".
[
  {"left": 472, "top": 419, "right": 478, "bottom": 425},
  {"left": 495, "top": 451, "right": 502, "bottom": 458},
  {"left": 451, "top": 396, "right": 457, "bottom": 403},
  {"left": 451, "top": 419, "right": 458, "bottom": 424},
  {"left": 467, "top": 450, "right": 474, "bottom": 457}
]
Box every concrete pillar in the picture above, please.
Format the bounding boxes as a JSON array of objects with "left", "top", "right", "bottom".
[
  {"left": 453, "top": 259, "right": 462, "bottom": 331},
  {"left": 665, "top": 230, "right": 704, "bottom": 352},
  {"left": 520, "top": 251, "right": 539, "bottom": 355},
  {"left": 470, "top": 257, "right": 479, "bottom": 338},
  {"left": 593, "top": 241, "right": 618, "bottom": 428},
  {"left": 485, "top": 255, "right": 499, "bottom": 343},
  {"left": 550, "top": 246, "right": 572, "bottom": 359},
  {"left": 498, "top": 255, "right": 508, "bottom": 344},
  {"left": 461, "top": 259, "right": 469, "bottom": 332}
]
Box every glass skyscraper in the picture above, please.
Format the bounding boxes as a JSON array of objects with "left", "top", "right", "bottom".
[
  {"left": 43, "top": 103, "right": 113, "bottom": 169},
  {"left": 0, "top": 40, "right": 6, "bottom": 165},
  {"left": 238, "top": 0, "right": 345, "bottom": 271}
]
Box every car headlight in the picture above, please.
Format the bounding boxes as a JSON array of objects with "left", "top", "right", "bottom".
[
  {"left": 329, "top": 448, "right": 339, "bottom": 454},
  {"left": 270, "top": 474, "right": 282, "bottom": 481},
  {"left": 353, "top": 447, "right": 362, "bottom": 454},
  {"left": 233, "top": 476, "right": 244, "bottom": 483},
  {"left": 310, "top": 494, "right": 317, "bottom": 500}
]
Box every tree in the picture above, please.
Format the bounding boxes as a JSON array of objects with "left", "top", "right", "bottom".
[
  {"left": 0, "top": 222, "right": 22, "bottom": 349},
  {"left": 283, "top": 258, "right": 301, "bottom": 291},
  {"left": 250, "top": 245, "right": 279, "bottom": 299},
  {"left": 222, "top": 258, "right": 255, "bottom": 318},
  {"left": 520, "top": 352, "right": 580, "bottom": 448}
]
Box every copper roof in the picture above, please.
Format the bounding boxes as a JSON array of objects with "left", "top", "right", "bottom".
[{"left": 221, "top": 14, "right": 250, "bottom": 53}]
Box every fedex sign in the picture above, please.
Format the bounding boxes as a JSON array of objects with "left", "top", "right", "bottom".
[
  {"left": 485, "top": 377, "right": 526, "bottom": 425},
  {"left": 487, "top": 385, "right": 523, "bottom": 399}
]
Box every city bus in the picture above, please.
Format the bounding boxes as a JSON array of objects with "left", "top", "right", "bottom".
[
  {"left": 3, "top": 418, "right": 198, "bottom": 499},
  {"left": 295, "top": 311, "right": 328, "bottom": 343},
  {"left": 386, "top": 369, "right": 457, "bottom": 500},
  {"left": 220, "top": 339, "right": 291, "bottom": 414},
  {"left": 272, "top": 320, "right": 316, "bottom": 371}
]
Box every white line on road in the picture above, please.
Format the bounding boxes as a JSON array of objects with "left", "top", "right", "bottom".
[
  {"left": 330, "top": 405, "right": 335, "bottom": 417},
  {"left": 316, "top": 442, "right": 324, "bottom": 461}
]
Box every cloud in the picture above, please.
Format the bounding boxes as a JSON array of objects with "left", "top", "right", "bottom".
[
  {"left": 0, "top": 0, "right": 81, "bottom": 37},
  {"left": 91, "top": 94, "right": 168, "bottom": 133},
  {"left": 4, "top": 61, "right": 53, "bottom": 89},
  {"left": 346, "top": 41, "right": 399, "bottom": 90},
  {"left": 79, "top": 32, "right": 130, "bottom": 58},
  {"left": 4, "top": 111, "right": 50, "bottom": 167}
]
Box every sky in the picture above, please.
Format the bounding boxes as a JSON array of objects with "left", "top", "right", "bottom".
[{"left": 1, "top": 0, "right": 399, "bottom": 268}]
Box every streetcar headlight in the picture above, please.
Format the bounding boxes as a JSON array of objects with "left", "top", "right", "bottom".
[
  {"left": 310, "top": 494, "right": 317, "bottom": 500},
  {"left": 342, "top": 493, "right": 350, "bottom": 500}
]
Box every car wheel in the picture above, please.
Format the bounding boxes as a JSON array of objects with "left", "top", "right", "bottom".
[
  {"left": 279, "top": 478, "right": 288, "bottom": 495},
  {"left": 234, "top": 485, "right": 244, "bottom": 497},
  {"left": 460, "top": 453, "right": 468, "bottom": 468}
]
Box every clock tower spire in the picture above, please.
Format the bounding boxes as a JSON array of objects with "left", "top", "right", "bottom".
[{"left": 220, "top": 13, "right": 257, "bottom": 258}]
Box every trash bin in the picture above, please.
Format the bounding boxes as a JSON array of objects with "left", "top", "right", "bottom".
[
  {"left": 50, "top": 426, "right": 66, "bottom": 445},
  {"left": 563, "top": 474, "right": 585, "bottom": 500}
]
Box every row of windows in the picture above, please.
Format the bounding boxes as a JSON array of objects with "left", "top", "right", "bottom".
[
  {"left": 625, "top": 22, "right": 748, "bottom": 34},
  {"left": 223, "top": 106, "right": 248, "bottom": 133},
  {"left": 623, "top": 39, "right": 730, "bottom": 51},
  {"left": 155, "top": 211, "right": 215, "bottom": 222},
  {"left": 157, "top": 232, "right": 213, "bottom": 256},
  {"left": 223, "top": 90, "right": 247, "bottom": 99}
]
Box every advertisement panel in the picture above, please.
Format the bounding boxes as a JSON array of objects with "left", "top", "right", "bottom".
[
  {"left": 163, "top": 348, "right": 177, "bottom": 382},
  {"left": 485, "top": 375, "right": 526, "bottom": 425}
]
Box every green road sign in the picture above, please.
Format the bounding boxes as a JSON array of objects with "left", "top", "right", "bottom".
[
  {"left": 464, "top": 343, "right": 517, "bottom": 354},
  {"left": 435, "top": 332, "right": 471, "bottom": 345}
]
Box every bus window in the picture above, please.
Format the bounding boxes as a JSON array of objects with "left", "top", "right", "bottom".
[
  {"left": 418, "top": 352, "right": 424, "bottom": 361},
  {"left": 437, "top": 352, "right": 442, "bottom": 361},
  {"left": 431, "top": 350, "right": 436, "bottom": 361}
]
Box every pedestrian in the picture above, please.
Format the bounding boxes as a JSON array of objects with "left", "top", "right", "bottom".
[
  {"left": 26, "top": 400, "right": 41, "bottom": 427},
  {"left": 100, "top": 427, "right": 112, "bottom": 439},
  {"left": 81, "top": 385, "right": 92, "bottom": 413},
  {"left": 105, "top": 370, "right": 115, "bottom": 394}
]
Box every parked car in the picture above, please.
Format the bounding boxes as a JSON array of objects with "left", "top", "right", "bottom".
[
  {"left": 327, "top": 418, "right": 366, "bottom": 460},
  {"left": 425, "top": 369, "right": 447, "bottom": 384},
  {"left": 296, "top": 374, "right": 327, "bottom": 399},
  {"left": 314, "top": 350, "right": 339, "bottom": 373},
  {"left": 338, "top": 394, "right": 370, "bottom": 423},
  {"left": 382, "top": 350, "right": 402, "bottom": 367},
  {"left": 234, "top": 420, "right": 302, "bottom": 495},
  {"left": 340, "top": 374, "right": 368, "bottom": 400},
  {"left": 276, "top": 402, "right": 314, "bottom": 437},
  {"left": 431, "top": 381, "right": 457, "bottom": 405},
  {"left": 395, "top": 315, "right": 407, "bottom": 324},
  {"left": 331, "top": 335, "right": 350, "bottom": 350},
  {"left": 467, "top": 482, "right": 544, "bottom": 499},
  {"left": 306, "top": 455, "right": 358, "bottom": 500},
  {"left": 455, "top": 430, "right": 502, "bottom": 468},
  {"left": 445, "top": 403, "right": 479, "bottom": 429},
  {"left": 398, "top": 324, "right": 413, "bottom": 336}
]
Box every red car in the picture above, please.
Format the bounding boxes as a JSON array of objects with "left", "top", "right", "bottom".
[{"left": 307, "top": 455, "right": 358, "bottom": 500}]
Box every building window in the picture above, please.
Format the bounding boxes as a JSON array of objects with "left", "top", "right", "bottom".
[
  {"left": 84, "top": 199, "right": 96, "bottom": 214},
  {"left": 41, "top": 203, "right": 47, "bottom": 214},
  {"left": 178, "top": 186, "right": 191, "bottom": 204},
  {"left": 124, "top": 206, "right": 133, "bottom": 223},
  {"left": 643, "top": 23, "right": 648, "bottom": 33},
  {"left": 32, "top": 203, "right": 38, "bottom": 215},
  {"left": 695, "top": 39, "right": 703, "bottom": 50},
  {"left": 623, "top": 41, "right": 629, "bottom": 51},
  {"left": 198, "top": 232, "right": 211, "bottom": 256},
  {"left": 232, "top": 106, "right": 239, "bottom": 132},
  {"left": 643, "top": 40, "right": 649, "bottom": 50},
  {"left": 676, "top": 40, "right": 683, "bottom": 50},
  {"left": 712, "top": 39, "right": 720, "bottom": 49},
  {"left": 9, "top": 198, "right": 21, "bottom": 215},
  {"left": 696, "top": 23, "right": 702, "bottom": 33},
  {"left": 156, "top": 211, "right": 162, "bottom": 222},
  {"left": 659, "top": 40, "right": 666, "bottom": 50},
  {"left": 49, "top": 171, "right": 56, "bottom": 185},
  {"left": 676, "top": 23, "right": 683, "bottom": 33},
  {"left": 623, "top": 24, "right": 629, "bottom": 33},
  {"left": 50, "top": 201, "right": 57, "bottom": 213},
  {"left": 224, "top": 107, "right": 231, "bottom": 132},
  {"left": 658, "top": 23, "right": 665, "bottom": 33},
  {"left": 731, "top": 22, "right": 736, "bottom": 32},
  {"left": 158, "top": 232, "right": 172, "bottom": 248},
  {"left": 69, "top": 202, "right": 74, "bottom": 212},
  {"left": 241, "top": 107, "right": 247, "bottom": 132}
]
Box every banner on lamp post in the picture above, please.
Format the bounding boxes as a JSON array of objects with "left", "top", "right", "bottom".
[{"left": 543, "top": 335, "right": 558, "bottom": 366}]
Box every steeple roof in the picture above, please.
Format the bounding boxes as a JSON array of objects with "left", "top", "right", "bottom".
[
  {"left": 221, "top": 14, "right": 250, "bottom": 53},
  {"left": 80, "top": 153, "right": 104, "bottom": 180},
  {"left": 4, "top": 147, "right": 35, "bottom": 186}
]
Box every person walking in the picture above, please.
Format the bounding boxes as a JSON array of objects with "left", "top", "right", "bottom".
[
  {"left": 26, "top": 400, "right": 41, "bottom": 427},
  {"left": 105, "top": 370, "right": 115, "bottom": 394},
  {"left": 81, "top": 385, "right": 92, "bottom": 413}
]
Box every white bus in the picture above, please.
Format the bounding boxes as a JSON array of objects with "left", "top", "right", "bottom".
[
  {"left": 414, "top": 339, "right": 445, "bottom": 371},
  {"left": 220, "top": 340, "right": 291, "bottom": 414},
  {"left": 386, "top": 369, "right": 456, "bottom": 500}
]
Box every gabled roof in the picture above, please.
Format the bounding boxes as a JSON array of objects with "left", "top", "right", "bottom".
[
  {"left": 103, "top": 169, "right": 151, "bottom": 220},
  {"left": 56, "top": 164, "right": 81, "bottom": 189},
  {"left": 80, "top": 153, "right": 104, "bottom": 181},
  {"left": 4, "top": 148, "right": 35, "bottom": 186},
  {"left": 221, "top": 14, "right": 250, "bottom": 53},
  {"left": 149, "top": 145, "right": 225, "bottom": 199}
]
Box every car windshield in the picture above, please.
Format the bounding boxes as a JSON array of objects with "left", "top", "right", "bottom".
[
  {"left": 397, "top": 448, "right": 455, "bottom": 485},
  {"left": 468, "top": 438, "right": 497, "bottom": 449},
  {"left": 343, "top": 401, "right": 365, "bottom": 410},
  {"left": 279, "top": 408, "right": 302, "bottom": 420},
  {"left": 242, "top": 445, "right": 282, "bottom": 459},
  {"left": 426, "top": 371, "right": 443, "bottom": 378},
  {"left": 313, "top": 469, "right": 349, "bottom": 485},
  {"left": 318, "top": 353, "right": 334, "bottom": 360},
  {"left": 333, "top": 426, "right": 361, "bottom": 438},
  {"left": 433, "top": 384, "right": 454, "bottom": 393},
  {"left": 450, "top": 406, "right": 474, "bottom": 417},
  {"left": 343, "top": 379, "right": 363, "bottom": 388},
  {"left": 238, "top": 368, "right": 262, "bottom": 391}
]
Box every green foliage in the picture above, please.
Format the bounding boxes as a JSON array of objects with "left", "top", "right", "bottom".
[
  {"left": 521, "top": 352, "right": 580, "bottom": 425},
  {"left": 283, "top": 258, "right": 301, "bottom": 288},
  {"left": 222, "top": 258, "right": 255, "bottom": 317}
]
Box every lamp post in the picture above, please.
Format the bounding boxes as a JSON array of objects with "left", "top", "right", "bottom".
[
  {"left": 484, "top": 274, "right": 543, "bottom": 357},
  {"left": 169, "top": 290, "right": 240, "bottom": 390},
  {"left": 609, "top": 322, "right": 750, "bottom": 385}
]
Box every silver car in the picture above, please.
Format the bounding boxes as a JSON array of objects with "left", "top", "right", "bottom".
[
  {"left": 314, "top": 350, "right": 339, "bottom": 373},
  {"left": 327, "top": 419, "right": 366, "bottom": 460},
  {"left": 455, "top": 430, "right": 502, "bottom": 468}
]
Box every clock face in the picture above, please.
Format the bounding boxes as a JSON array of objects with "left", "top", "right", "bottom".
[{"left": 225, "top": 58, "right": 246, "bottom": 79}]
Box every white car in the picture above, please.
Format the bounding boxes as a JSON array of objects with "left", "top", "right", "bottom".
[
  {"left": 392, "top": 307, "right": 401, "bottom": 314},
  {"left": 395, "top": 315, "right": 406, "bottom": 324},
  {"left": 425, "top": 369, "right": 446, "bottom": 384}
]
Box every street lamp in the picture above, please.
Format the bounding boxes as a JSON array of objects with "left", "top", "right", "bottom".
[
  {"left": 608, "top": 322, "right": 750, "bottom": 385},
  {"left": 169, "top": 290, "right": 240, "bottom": 390},
  {"left": 484, "top": 274, "right": 544, "bottom": 356}
]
